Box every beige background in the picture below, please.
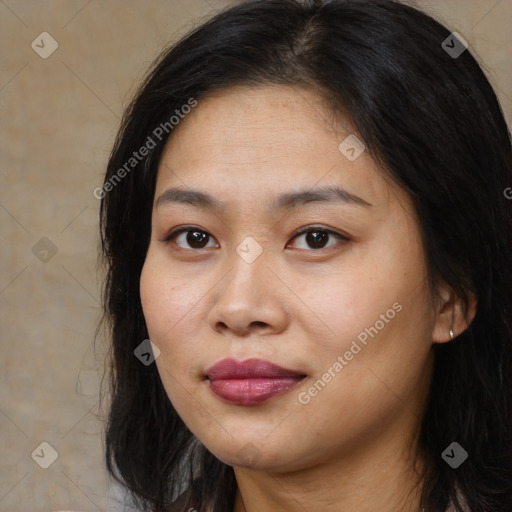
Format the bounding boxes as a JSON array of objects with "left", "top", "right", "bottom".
[{"left": 0, "top": 1, "right": 510, "bottom": 510}]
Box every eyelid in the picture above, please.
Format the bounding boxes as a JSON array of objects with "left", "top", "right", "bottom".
[
  {"left": 290, "top": 225, "right": 349, "bottom": 241},
  {"left": 159, "top": 225, "right": 218, "bottom": 245},
  {"left": 159, "top": 224, "right": 350, "bottom": 250},
  {"left": 287, "top": 225, "right": 350, "bottom": 250}
]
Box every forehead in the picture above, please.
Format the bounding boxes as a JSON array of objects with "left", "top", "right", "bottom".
[
  {"left": 155, "top": 85, "right": 402, "bottom": 213},
  {"left": 161, "top": 85, "right": 348, "bottom": 164}
]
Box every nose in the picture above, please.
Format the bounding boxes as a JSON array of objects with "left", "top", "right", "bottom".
[{"left": 206, "top": 247, "right": 290, "bottom": 337}]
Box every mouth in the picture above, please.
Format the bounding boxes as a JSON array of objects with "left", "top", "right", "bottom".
[{"left": 204, "top": 357, "right": 307, "bottom": 406}]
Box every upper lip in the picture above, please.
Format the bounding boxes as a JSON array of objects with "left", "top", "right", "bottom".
[{"left": 205, "top": 358, "right": 306, "bottom": 380}]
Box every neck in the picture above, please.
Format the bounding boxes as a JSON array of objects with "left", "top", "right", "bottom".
[{"left": 232, "top": 413, "right": 425, "bottom": 512}]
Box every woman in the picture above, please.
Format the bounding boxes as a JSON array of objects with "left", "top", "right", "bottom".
[{"left": 98, "top": 1, "right": 512, "bottom": 511}]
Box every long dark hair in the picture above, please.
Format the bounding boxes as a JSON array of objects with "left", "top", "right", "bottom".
[{"left": 99, "top": 1, "right": 512, "bottom": 511}]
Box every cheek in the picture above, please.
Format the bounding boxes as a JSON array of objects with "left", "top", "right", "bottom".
[
  {"left": 140, "top": 255, "right": 192, "bottom": 335},
  {"left": 139, "top": 253, "right": 213, "bottom": 372},
  {"left": 295, "top": 258, "right": 404, "bottom": 347},
  {"left": 299, "top": 236, "right": 429, "bottom": 367},
  {"left": 140, "top": 259, "right": 200, "bottom": 399},
  {"left": 139, "top": 259, "right": 170, "bottom": 337}
]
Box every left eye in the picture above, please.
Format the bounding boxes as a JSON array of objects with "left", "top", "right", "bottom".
[
  {"left": 289, "top": 227, "right": 347, "bottom": 250},
  {"left": 163, "top": 228, "right": 218, "bottom": 249}
]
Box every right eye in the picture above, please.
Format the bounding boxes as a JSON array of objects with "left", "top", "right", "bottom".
[{"left": 160, "top": 226, "right": 219, "bottom": 250}]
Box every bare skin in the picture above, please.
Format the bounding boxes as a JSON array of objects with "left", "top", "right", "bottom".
[{"left": 139, "top": 85, "right": 476, "bottom": 512}]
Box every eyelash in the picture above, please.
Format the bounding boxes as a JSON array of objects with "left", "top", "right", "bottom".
[{"left": 159, "top": 225, "right": 350, "bottom": 252}]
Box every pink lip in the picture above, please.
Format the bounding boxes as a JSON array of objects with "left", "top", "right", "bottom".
[{"left": 205, "top": 358, "right": 306, "bottom": 405}]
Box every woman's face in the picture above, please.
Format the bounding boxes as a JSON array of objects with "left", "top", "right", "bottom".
[{"left": 140, "top": 85, "right": 437, "bottom": 471}]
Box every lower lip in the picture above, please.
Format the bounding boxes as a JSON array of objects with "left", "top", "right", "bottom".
[{"left": 207, "top": 377, "right": 305, "bottom": 405}]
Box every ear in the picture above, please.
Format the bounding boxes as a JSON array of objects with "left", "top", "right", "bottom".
[{"left": 431, "top": 284, "right": 478, "bottom": 344}]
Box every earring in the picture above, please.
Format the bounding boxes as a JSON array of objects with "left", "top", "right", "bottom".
[{"left": 449, "top": 327, "right": 455, "bottom": 339}]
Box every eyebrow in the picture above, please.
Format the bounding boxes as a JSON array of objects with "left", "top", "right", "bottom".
[{"left": 155, "top": 184, "right": 373, "bottom": 213}]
